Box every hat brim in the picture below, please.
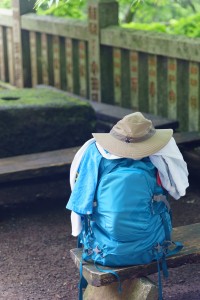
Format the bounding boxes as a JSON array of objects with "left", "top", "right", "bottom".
[{"left": 92, "top": 129, "right": 173, "bottom": 159}]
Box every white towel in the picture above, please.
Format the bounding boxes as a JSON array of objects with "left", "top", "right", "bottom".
[{"left": 150, "top": 137, "right": 189, "bottom": 199}]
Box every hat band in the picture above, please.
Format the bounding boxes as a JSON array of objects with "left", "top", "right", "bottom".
[{"left": 110, "top": 127, "right": 156, "bottom": 143}]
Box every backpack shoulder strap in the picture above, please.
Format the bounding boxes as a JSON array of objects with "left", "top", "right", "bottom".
[{"left": 98, "top": 157, "right": 127, "bottom": 178}]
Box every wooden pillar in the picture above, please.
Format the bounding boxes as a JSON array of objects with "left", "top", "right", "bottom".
[
  {"left": 148, "top": 55, "right": 157, "bottom": 115},
  {"left": 88, "top": 0, "right": 118, "bottom": 102},
  {"left": 6, "top": 27, "right": 15, "bottom": 85},
  {"left": 130, "top": 51, "right": 139, "bottom": 110},
  {"left": 29, "top": 31, "right": 38, "bottom": 87},
  {"left": 12, "top": 0, "right": 35, "bottom": 87},
  {"left": 113, "top": 48, "right": 121, "bottom": 106},
  {"left": 0, "top": 26, "right": 6, "bottom": 82},
  {"left": 167, "top": 58, "right": 177, "bottom": 120},
  {"left": 188, "top": 62, "right": 199, "bottom": 131},
  {"left": 78, "top": 41, "right": 88, "bottom": 98}
]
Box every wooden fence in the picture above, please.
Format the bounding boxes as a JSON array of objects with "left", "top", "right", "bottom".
[{"left": 0, "top": 0, "right": 200, "bottom": 132}]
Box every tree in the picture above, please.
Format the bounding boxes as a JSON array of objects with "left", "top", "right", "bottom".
[
  {"left": 34, "top": 0, "right": 200, "bottom": 24},
  {"left": 35, "top": 0, "right": 86, "bottom": 19},
  {"left": 0, "top": 0, "right": 11, "bottom": 8}
]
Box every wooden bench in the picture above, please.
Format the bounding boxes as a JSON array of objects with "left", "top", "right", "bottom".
[
  {"left": 70, "top": 222, "right": 200, "bottom": 300},
  {"left": 0, "top": 147, "right": 79, "bottom": 205},
  {"left": 173, "top": 131, "right": 200, "bottom": 150},
  {"left": 1, "top": 130, "right": 200, "bottom": 184},
  {"left": 0, "top": 147, "right": 79, "bottom": 183}
]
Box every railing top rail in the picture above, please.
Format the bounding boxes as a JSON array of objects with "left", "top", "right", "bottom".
[
  {"left": 21, "top": 13, "right": 88, "bottom": 40},
  {"left": 1, "top": 7, "right": 200, "bottom": 62},
  {"left": 0, "top": 9, "right": 12, "bottom": 27},
  {"left": 101, "top": 25, "right": 200, "bottom": 62}
]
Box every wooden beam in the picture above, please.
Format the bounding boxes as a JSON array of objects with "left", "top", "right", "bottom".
[
  {"left": 101, "top": 26, "right": 200, "bottom": 62},
  {"left": 21, "top": 13, "right": 88, "bottom": 41},
  {"left": 0, "top": 9, "right": 13, "bottom": 27}
]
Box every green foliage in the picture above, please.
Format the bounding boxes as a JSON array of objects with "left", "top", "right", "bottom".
[
  {"left": 169, "top": 13, "right": 200, "bottom": 37},
  {"left": 122, "top": 12, "right": 200, "bottom": 38},
  {"left": 36, "top": 0, "right": 86, "bottom": 19},
  {"left": 34, "top": 0, "right": 143, "bottom": 11},
  {"left": 35, "top": 0, "right": 60, "bottom": 8},
  {"left": 119, "top": 0, "right": 200, "bottom": 23},
  {"left": 122, "top": 22, "right": 167, "bottom": 33},
  {"left": 0, "top": 0, "right": 11, "bottom": 9}
]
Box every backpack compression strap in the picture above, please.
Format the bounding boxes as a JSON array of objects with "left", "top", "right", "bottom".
[
  {"left": 154, "top": 212, "right": 183, "bottom": 300},
  {"left": 78, "top": 215, "right": 91, "bottom": 300}
]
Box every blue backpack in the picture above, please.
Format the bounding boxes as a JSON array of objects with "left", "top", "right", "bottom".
[{"left": 78, "top": 157, "right": 182, "bottom": 299}]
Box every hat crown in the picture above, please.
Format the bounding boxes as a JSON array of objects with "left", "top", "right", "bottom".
[{"left": 112, "top": 112, "right": 153, "bottom": 139}]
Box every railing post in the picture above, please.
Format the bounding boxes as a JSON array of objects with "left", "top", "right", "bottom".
[
  {"left": 88, "top": 0, "right": 118, "bottom": 102},
  {"left": 12, "top": 0, "right": 35, "bottom": 87}
]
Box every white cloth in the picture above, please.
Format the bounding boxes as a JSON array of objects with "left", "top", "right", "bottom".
[
  {"left": 70, "top": 138, "right": 95, "bottom": 191},
  {"left": 149, "top": 137, "right": 189, "bottom": 199},
  {"left": 69, "top": 137, "right": 189, "bottom": 236}
]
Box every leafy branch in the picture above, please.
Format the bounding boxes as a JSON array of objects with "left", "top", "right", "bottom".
[{"left": 34, "top": 0, "right": 144, "bottom": 10}]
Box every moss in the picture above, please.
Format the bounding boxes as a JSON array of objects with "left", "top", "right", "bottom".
[
  {"left": 0, "top": 88, "right": 96, "bottom": 158},
  {"left": 0, "top": 88, "right": 89, "bottom": 109}
]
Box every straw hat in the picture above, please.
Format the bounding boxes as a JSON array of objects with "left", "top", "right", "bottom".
[{"left": 93, "top": 112, "right": 173, "bottom": 159}]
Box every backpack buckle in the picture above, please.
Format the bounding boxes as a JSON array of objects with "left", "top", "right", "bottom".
[
  {"left": 153, "top": 194, "right": 171, "bottom": 212},
  {"left": 154, "top": 243, "right": 163, "bottom": 254}
]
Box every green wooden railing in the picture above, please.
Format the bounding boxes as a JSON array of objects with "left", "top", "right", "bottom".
[{"left": 0, "top": 0, "right": 200, "bottom": 132}]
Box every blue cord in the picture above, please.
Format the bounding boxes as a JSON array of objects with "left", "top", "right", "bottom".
[{"left": 94, "top": 259, "right": 122, "bottom": 293}]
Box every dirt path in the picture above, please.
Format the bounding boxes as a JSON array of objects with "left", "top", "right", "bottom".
[{"left": 0, "top": 179, "right": 200, "bottom": 300}]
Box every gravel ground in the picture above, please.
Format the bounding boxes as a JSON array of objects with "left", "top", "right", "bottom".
[{"left": 0, "top": 177, "right": 200, "bottom": 300}]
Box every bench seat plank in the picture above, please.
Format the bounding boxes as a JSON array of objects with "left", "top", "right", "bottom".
[
  {"left": 0, "top": 147, "right": 79, "bottom": 182},
  {"left": 1, "top": 130, "right": 200, "bottom": 184},
  {"left": 89, "top": 101, "right": 179, "bottom": 130},
  {"left": 70, "top": 223, "right": 200, "bottom": 287},
  {"left": 173, "top": 131, "right": 200, "bottom": 149}
]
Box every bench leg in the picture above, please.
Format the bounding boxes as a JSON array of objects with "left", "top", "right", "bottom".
[{"left": 83, "top": 277, "right": 158, "bottom": 300}]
